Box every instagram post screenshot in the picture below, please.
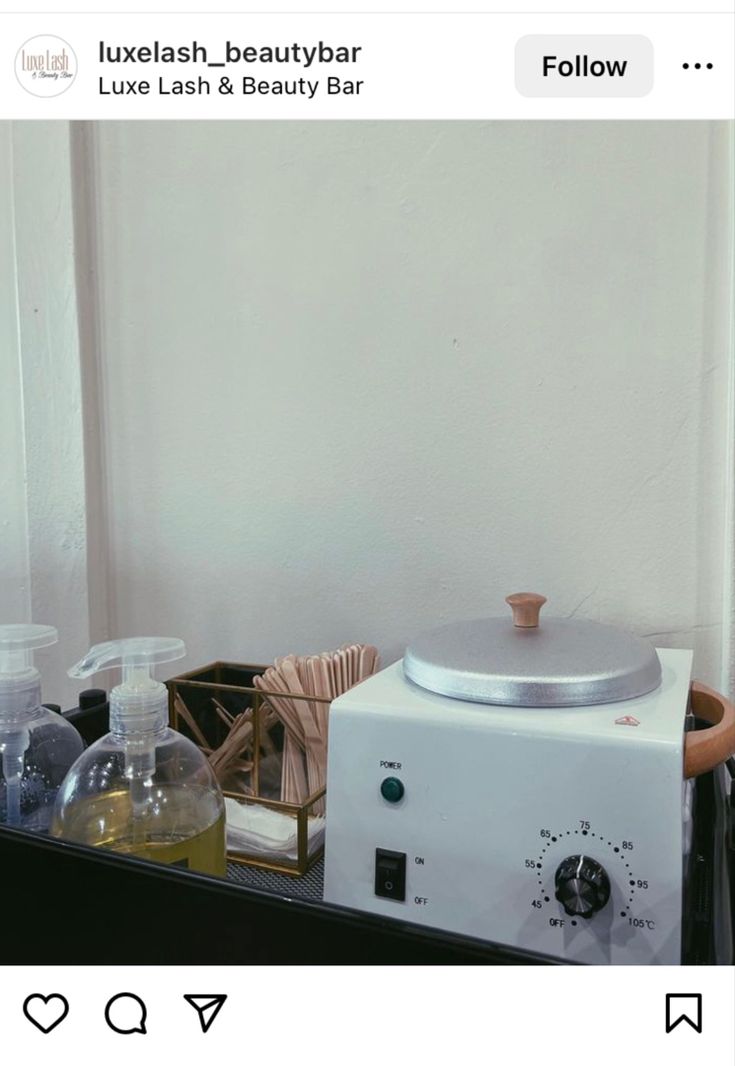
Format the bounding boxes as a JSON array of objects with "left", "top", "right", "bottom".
[{"left": 0, "top": 1, "right": 733, "bottom": 1061}]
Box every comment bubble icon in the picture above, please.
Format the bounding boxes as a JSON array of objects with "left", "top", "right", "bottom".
[{"left": 104, "top": 993, "right": 148, "bottom": 1035}]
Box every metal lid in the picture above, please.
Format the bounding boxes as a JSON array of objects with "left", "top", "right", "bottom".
[{"left": 403, "top": 593, "right": 662, "bottom": 707}]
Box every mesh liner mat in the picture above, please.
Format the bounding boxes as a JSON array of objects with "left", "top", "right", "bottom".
[{"left": 226, "top": 858, "right": 325, "bottom": 902}]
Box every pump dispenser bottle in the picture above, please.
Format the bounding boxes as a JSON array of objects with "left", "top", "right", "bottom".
[
  {"left": 51, "top": 638, "right": 226, "bottom": 876},
  {"left": 0, "top": 624, "right": 84, "bottom": 831}
]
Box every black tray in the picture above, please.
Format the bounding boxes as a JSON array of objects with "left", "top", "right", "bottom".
[{"left": 0, "top": 700, "right": 729, "bottom": 965}]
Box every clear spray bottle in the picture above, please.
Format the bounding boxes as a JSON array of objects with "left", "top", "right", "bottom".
[
  {"left": 51, "top": 637, "right": 226, "bottom": 876},
  {"left": 0, "top": 624, "right": 84, "bottom": 831}
]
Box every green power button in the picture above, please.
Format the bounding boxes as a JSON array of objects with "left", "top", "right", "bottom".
[{"left": 380, "top": 776, "right": 405, "bottom": 803}]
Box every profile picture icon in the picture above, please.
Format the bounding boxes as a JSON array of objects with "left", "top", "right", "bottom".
[{"left": 15, "top": 35, "right": 78, "bottom": 98}]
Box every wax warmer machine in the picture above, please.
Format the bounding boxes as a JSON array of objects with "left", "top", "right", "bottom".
[{"left": 324, "top": 593, "right": 735, "bottom": 964}]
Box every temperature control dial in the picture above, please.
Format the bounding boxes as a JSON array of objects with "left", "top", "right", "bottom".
[{"left": 554, "top": 855, "right": 611, "bottom": 918}]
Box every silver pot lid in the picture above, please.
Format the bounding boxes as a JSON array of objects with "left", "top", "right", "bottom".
[{"left": 403, "top": 593, "right": 662, "bottom": 707}]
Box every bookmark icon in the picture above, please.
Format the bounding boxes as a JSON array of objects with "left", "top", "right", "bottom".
[
  {"left": 183, "top": 994, "right": 227, "bottom": 1034},
  {"left": 665, "top": 993, "right": 703, "bottom": 1034}
]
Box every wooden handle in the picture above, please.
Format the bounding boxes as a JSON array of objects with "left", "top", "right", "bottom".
[
  {"left": 684, "top": 681, "right": 735, "bottom": 778},
  {"left": 505, "top": 592, "right": 547, "bottom": 628}
]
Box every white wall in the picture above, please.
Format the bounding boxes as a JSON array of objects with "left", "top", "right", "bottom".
[
  {"left": 0, "top": 125, "right": 30, "bottom": 623},
  {"left": 0, "top": 123, "right": 92, "bottom": 706},
  {"left": 82, "top": 120, "right": 732, "bottom": 685},
  {"left": 3, "top": 120, "right": 733, "bottom": 699}
]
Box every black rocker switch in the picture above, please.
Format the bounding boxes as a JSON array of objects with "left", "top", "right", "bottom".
[{"left": 375, "top": 848, "right": 406, "bottom": 902}]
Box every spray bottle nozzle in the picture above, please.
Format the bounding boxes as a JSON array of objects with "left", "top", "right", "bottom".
[
  {"left": 0, "top": 624, "right": 58, "bottom": 680},
  {"left": 69, "top": 637, "right": 185, "bottom": 736}
]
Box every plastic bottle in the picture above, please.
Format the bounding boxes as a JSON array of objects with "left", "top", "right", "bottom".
[
  {"left": 51, "top": 637, "right": 226, "bottom": 876},
  {"left": 0, "top": 624, "right": 84, "bottom": 831}
]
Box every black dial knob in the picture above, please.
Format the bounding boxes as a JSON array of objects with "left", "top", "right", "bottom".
[{"left": 554, "top": 855, "right": 611, "bottom": 918}]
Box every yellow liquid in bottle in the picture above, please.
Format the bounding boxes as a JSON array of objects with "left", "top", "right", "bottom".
[{"left": 54, "top": 787, "right": 227, "bottom": 877}]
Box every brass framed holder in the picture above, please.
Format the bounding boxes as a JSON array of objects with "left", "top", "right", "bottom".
[{"left": 167, "top": 661, "right": 328, "bottom": 876}]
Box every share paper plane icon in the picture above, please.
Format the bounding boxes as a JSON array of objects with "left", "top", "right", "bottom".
[{"left": 183, "top": 994, "right": 227, "bottom": 1034}]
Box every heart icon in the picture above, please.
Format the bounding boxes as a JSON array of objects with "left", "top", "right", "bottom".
[{"left": 23, "top": 993, "right": 69, "bottom": 1034}]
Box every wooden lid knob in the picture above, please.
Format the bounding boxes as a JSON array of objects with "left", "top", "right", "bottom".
[{"left": 505, "top": 592, "right": 547, "bottom": 628}]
